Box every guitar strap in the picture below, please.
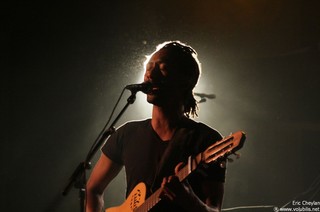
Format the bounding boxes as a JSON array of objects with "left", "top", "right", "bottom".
[{"left": 150, "top": 122, "right": 200, "bottom": 192}]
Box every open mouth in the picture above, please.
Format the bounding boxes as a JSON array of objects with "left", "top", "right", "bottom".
[{"left": 147, "top": 86, "right": 160, "bottom": 95}]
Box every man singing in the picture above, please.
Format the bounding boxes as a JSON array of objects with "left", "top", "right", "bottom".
[{"left": 86, "top": 41, "right": 226, "bottom": 212}]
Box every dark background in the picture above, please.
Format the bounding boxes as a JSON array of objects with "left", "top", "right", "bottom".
[{"left": 4, "top": 0, "right": 320, "bottom": 211}]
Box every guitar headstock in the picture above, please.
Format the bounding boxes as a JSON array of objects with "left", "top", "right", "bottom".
[{"left": 202, "top": 131, "right": 246, "bottom": 164}]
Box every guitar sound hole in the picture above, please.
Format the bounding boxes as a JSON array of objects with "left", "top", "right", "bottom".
[{"left": 130, "top": 189, "right": 142, "bottom": 209}]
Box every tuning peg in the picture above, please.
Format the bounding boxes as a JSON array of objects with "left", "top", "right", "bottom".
[
  {"left": 226, "top": 157, "right": 234, "bottom": 163},
  {"left": 220, "top": 161, "right": 226, "bottom": 168},
  {"left": 233, "top": 152, "right": 241, "bottom": 159}
]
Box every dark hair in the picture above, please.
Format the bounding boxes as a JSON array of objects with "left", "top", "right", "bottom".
[{"left": 146, "top": 41, "right": 201, "bottom": 118}]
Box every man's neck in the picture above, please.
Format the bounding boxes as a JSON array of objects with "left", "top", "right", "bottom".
[{"left": 151, "top": 105, "right": 185, "bottom": 141}]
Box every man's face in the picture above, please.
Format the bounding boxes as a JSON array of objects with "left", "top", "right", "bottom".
[{"left": 143, "top": 48, "right": 187, "bottom": 106}]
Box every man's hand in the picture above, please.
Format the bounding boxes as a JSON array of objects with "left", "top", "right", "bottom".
[
  {"left": 159, "top": 162, "right": 193, "bottom": 207},
  {"left": 159, "top": 162, "right": 222, "bottom": 212}
]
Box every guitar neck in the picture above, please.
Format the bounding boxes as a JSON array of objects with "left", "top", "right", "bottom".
[
  {"left": 176, "top": 154, "right": 203, "bottom": 181},
  {"left": 134, "top": 156, "right": 201, "bottom": 212}
]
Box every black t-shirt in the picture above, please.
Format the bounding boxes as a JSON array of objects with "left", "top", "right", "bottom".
[{"left": 102, "top": 118, "right": 226, "bottom": 210}]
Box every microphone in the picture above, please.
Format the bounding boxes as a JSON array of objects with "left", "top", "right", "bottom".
[{"left": 125, "top": 82, "right": 153, "bottom": 94}]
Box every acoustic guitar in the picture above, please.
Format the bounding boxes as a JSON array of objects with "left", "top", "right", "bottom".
[{"left": 106, "top": 131, "right": 246, "bottom": 212}]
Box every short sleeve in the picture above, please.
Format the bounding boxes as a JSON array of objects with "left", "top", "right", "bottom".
[{"left": 101, "top": 127, "right": 124, "bottom": 165}]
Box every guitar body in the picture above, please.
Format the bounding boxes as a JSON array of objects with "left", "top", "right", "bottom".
[{"left": 105, "top": 182, "right": 146, "bottom": 212}]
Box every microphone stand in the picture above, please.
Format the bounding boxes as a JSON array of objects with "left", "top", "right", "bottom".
[{"left": 62, "top": 91, "right": 137, "bottom": 212}]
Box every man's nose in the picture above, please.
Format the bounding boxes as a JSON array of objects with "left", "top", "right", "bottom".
[
  {"left": 150, "top": 65, "right": 163, "bottom": 79},
  {"left": 145, "top": 66, "right": 161, "bottom": 81}
]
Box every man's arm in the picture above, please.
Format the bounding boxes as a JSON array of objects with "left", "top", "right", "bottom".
[
  {"left": 160, "top": 163, "right": 224, "bottom": 212},
  {"left": 86, "top": 154, "right": 123, "bottom": 212},
  {"left": 202, "top": 180, "right": 224, "bottom": 211},
  {"left": 161, "top": 178, "right": 224, "bottom": 212}
]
